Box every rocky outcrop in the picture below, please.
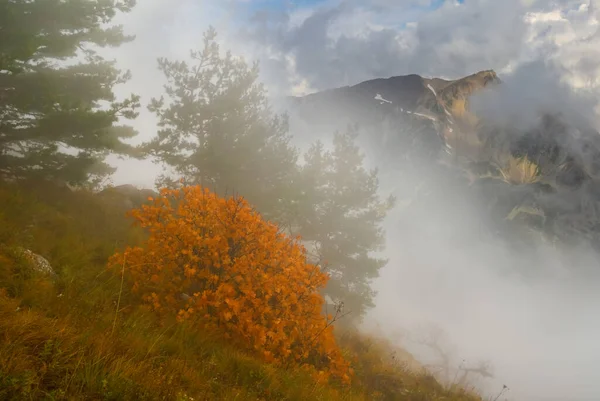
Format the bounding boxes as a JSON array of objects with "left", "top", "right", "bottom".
[
  {"left": 286, "top": 70, "right": 501, "bottom": 166},
  {"left": 16, "top": 248, "right": 56, "bottom": 277},
  {"left": 287, "top": 70, "right": 499, "bottom": 125},
  {"left": 286, "top": 69, "right": 600, "bottom": 250}
]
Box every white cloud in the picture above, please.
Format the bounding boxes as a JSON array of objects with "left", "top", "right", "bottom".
[{"left": 232, "top": 0, "right": 600, "bottom": 101}]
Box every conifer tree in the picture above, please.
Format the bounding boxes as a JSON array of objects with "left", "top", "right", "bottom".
[
  {"left": 146, "top": 27, "right": 393, "bottom": 318},
  {"left": 290, "top": 128, "right": 395, "bottom": 319},
  {"left": 143, "top": 27, "right": 298, "bottom": 221},
  {"left": 0, "top": 0, "right": 140, "bottom": 186}
]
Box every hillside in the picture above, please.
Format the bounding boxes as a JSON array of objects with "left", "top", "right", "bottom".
[
  {"left": 3, "top": 1, "right": 600, "bottom": 399},
  {"left": 287, "top": 70, "right": 600, "bottom": 255},
  {"left": 0, "top": 180, "right": 483, "bottom": 401}
]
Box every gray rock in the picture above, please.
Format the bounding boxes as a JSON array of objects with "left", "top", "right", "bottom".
[{"left": 17, "top": 248, "right": 57, "bottom": 277}]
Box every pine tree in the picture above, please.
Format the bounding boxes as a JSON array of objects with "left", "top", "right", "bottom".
[
  {"left": 145, "top": 27, "right": 393, "bottom": 318},
  {"left": 291, "top": 127, "right": 395, "bottom": 320},
  {"left": 0, "top": 0, "right": 140, "bottom": 186},
  {"left": 143, "top": 27, "right": 298, "bottom": 221}
]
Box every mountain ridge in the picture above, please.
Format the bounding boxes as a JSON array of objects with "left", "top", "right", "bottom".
[
  {"left": 286, "top": 69, "right": 600, "bottom": 253},
  {"left": 287, "top": 69, "right": 500, "bottom": 122}
]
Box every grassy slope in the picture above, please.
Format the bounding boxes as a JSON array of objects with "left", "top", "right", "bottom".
[{"left": 0, "top": 180, "right": 482, "bottom": 401}]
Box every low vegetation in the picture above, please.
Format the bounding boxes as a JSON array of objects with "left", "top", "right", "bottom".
[
  {"left": 497, "top": 156, "right": 541, "bottom": 185},
  {"left": 110, "top": 186, "right": 351, "bottom": 383},
  {"left": 0, "top": 180, "right": 483, "bottom": 400}
]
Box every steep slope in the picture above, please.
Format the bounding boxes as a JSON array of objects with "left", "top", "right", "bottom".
[
  {"left": 288, "top": 70, "right": 499, "bottom": 127},
  {"left": 0, "top": 180, "right": 483, "bottom": 401},
  {"left": 287, "top": 70, "right": 600, "bottom": 253},
  {"left": 290, "top": 74, "right": 431, "bottom": 113},
  {"left": 287, "top": 70, "right": 501, "bottom": 164},
  {"left": 423, "top": 70, "right": 500, "bottom": 115}
]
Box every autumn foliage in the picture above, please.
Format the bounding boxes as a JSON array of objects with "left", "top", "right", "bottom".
[{"left": 109, "top": 186, "right": 351, "bottom": 383}]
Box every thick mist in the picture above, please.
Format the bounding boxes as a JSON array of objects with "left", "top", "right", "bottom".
[
  {"left": 470, "top": 60, "right": 600, "bottom": 137},
  {"left": 280, "top": 56, "right": 600, "bottom": 399},
  {"left": 103, "top": 1, "right": 600, "bottom": 400},
  {"left": 368, "top": 167, "right": 600, "bottom": 401},
  {"left": 281, "top": 110, "right": 600, "bottom": 401},
  {"left": 282, "top": 102, "right": 600, "bottom": 401}
]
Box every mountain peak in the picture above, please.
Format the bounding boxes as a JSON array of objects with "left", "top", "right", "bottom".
[
  {"left": 469, "top": 69, "right": 498, "bottom": 80},
  {"left": 287, "top": 70, "right": 500, "bottom": 130}
]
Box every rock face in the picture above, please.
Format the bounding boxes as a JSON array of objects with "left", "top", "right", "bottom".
[
  {"left": 287, "top": 70, "right": 499, "bottom": 124},
  {"left": 288, "top": 69, "right": 600, "bottom": 185},
  {"left": 286, "top": 70, "right": 502, "bottom": 167},
  {"left": 288, "top": 70, "right": 498, "bottom": 122},
  {"left": 286, "top": 70, "right": 600, "bottom": 250}
]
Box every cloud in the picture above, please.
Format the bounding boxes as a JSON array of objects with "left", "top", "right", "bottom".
[
  {"left": 234, "top": 0, "right": 600, "bottom": 98},
  {"left": 466, "top": 1, "right": 600, "bottom": 136},
  {"left": 366, "top": 216, "right": 600, "bottom": 400},
  {"left": 470, "top": 60, "right": 600, "bottom": 131}
]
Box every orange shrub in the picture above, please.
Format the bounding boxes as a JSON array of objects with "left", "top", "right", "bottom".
[{"left": 109, "top": 186, "right": 350, "bottom": 383}]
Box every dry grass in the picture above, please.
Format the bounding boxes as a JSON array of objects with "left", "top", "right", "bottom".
[
  {"left": 498, "top": 156, "right": 541, "bottom": 185},
  {"left": 0, "top": 180, "right": 482, "bottom": 400},
  {"left": 0, "top": 288, "right": 361, "bottom": 401},
  {"left": 444, "top": 128, "right": 486, "bottom": 162}
]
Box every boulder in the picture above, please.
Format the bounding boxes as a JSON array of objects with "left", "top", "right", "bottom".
[{"left": 17, "top": 248, "right": 57, "bottom": 277}]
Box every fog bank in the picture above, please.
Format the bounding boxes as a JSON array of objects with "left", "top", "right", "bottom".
[{"left": 103, "top": 2, "right": 600, "bottom": 399}]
